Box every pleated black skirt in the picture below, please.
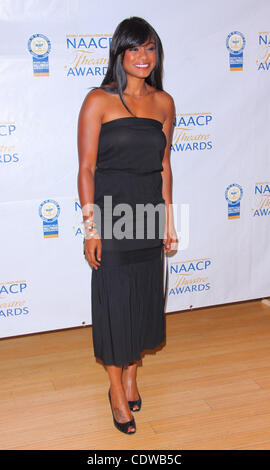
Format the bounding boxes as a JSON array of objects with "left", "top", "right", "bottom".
[{"left": 91, "top": 242, "right": 166, "bottom": 366}]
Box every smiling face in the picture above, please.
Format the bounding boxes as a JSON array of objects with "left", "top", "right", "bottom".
[{"left": 122, "top": 37, "right": 157, "bottom": 80}]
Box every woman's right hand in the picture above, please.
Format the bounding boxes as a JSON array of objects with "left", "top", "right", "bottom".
[{"left": 84, "top": 236, "right": 102, "bottom": 270}]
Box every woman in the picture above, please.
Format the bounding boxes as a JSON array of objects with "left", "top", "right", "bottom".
[{"left": 77, "top": 16, "right": 178, "bottom": 435}]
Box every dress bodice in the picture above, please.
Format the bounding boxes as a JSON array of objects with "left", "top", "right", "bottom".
[{"left": 95, "top": 117, "right": 166, "bottom": 174}]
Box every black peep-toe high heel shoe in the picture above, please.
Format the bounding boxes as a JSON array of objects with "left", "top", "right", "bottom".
[
  {"left": 108, "top": 388, "right": 136, "bottom": 434},
  {"left": 128, "top": 394, "right": 142, "bottom": 412}
]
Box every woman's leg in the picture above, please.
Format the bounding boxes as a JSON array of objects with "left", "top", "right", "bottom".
[
  {"left": 122, "top": 361, "right": 140, "bottom": 410},
  {"left": 106, "top": 365, "right": 135, "bottom": 432}
]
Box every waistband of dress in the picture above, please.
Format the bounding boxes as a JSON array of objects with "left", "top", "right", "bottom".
[
  {"left": 95, "top": 168, "right": 162, "bottom": 175},
  {"left": 98, "top": 243, "right": 163, "bottom": 267}
]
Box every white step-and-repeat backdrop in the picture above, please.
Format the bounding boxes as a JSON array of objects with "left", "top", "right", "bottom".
[{"left": 1, "top": 0, "right": 270, "bottom": 338}]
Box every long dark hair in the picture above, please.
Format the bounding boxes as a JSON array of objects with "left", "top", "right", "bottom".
[{"left": 95, "top": 17, "right": 164, "bottom": 116}]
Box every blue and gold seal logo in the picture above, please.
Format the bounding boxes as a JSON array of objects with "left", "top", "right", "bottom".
[
  {"left": 39, "top": 200, "right": 60, "bottom": 238},
  {"left": 225, "top": 184, "right": 243, "bottom": 219},
  {"left": 28, "top": 34, "right": 51, "bottom": 76},
  {"left": 226, "top": 31, "right": 246, "bottom": 71}
]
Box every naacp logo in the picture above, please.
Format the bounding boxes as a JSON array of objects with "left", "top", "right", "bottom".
[
  {"left": 74, "top": 198, "right": 85, "bottom": 238},
  {"left": 39, "top": 199, "right": 60, "bottom": 238},
  {"left": 65, "top": 34, "right": 112, "bottom": 78},
  {"left": 252, "top": 182, "right": 270, "bottom": 216},
  {"left": 226, "top": 32, "right": 246, "bottom": 71},
  {"left": 169, "top": 258, "right": 211, "bottom": 296},
  {"left": 0, "top": 121, "right": 19, "bottom": 164},
  {"left": 257, "top": 32, "right": 270, "bottom": 71},
  {"left": 171, "top": 113, "right": 213, "bottom": 152},
  {"left": 28, "top": 34, "right": 51, "bottom": 76},
  {"left": 0, "top": 281, "right": 29, "bottom": 318},
  {"left": 225, "top": 184, "right": 243, "bottom": 219}
]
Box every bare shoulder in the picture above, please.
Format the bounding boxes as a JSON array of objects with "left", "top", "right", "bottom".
[
  {"left": 154, "top": 89, "right": 175, "bottom": 117},
  {"left": 81, "top": 87, "right": 109, "bottom": 109},
  {"left": 79, "top": 87, "right": 111, "bottom": 122}
]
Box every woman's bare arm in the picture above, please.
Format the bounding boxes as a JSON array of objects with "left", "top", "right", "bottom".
[
  {"left": 160, "top": 92, "right": 178, "bottom": 252},
  {"left": 77, "top": 89, "right": 104, "bottom": 269}
]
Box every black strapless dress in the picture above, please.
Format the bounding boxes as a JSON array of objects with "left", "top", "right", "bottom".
[{"left": 91, "top": 117, "right": 167, "bottom": 366}]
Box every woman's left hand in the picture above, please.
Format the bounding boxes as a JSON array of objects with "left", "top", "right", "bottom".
[{"left": 163, "top": 225, "right": 178, "bottom": 253}]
